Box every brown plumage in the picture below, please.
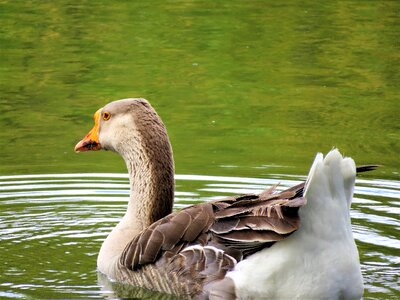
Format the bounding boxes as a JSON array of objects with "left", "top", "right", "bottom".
[{"left": 115, "top": 184, "right": 304, "bottom": 299}]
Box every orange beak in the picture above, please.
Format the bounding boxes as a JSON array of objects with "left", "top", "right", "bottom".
[{"left": 74, "top": 109, "right": 102, "bottom": 152}]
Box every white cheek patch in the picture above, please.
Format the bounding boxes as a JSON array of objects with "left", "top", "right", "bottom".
[{"left": 99, "top": 114, "right": 136, "bottom": 151}]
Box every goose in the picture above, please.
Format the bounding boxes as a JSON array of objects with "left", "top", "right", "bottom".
[{"left": 75, "top": 98, "right": 365, "bottom": 299}]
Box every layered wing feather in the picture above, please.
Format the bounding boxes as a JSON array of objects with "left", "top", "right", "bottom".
[{"left": 118, "top": 183, "right": 305, "bottom": 297}]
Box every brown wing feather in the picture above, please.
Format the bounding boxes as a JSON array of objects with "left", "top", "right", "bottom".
[{"left": 119, "top": 183, "right": 305, "bottom": 297}]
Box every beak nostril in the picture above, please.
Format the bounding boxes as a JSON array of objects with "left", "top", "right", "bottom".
[{"left": 87, "top": 141, "right": 99, "bottom": 150}]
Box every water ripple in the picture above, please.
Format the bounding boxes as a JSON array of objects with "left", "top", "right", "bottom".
[{"left": 0, "top": 173, "right": 399, "bottom": 299}]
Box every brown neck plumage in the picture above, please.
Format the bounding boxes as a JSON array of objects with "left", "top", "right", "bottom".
[{"left": 122, "top": 103, "right": 175, "bottom": 231}]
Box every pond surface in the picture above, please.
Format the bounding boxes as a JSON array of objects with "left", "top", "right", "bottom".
[
  {"left": 0, "top": 173, "right": 399, "bottom": 299},
  {"left": 0, "top": 1, "right": 399, "bottom": 299}
]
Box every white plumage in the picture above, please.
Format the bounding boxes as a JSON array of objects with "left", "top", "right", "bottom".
[{"left": 227, "top": 149, "right": 363, "bottom": 299}]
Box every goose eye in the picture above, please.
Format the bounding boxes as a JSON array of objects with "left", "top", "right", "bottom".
[{"left": 102, "top": 111, "right": 111, "bottom": 121}]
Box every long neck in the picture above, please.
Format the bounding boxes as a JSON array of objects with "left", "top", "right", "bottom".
[
  {"left": 97, "top": 146, "right": 174, "bottom": 276},
  {"left": 118, "top": 106, "right": 175, "bottom": 232},
  {"left": 124, "top": 143, "right": 175, "bottom": 232}
]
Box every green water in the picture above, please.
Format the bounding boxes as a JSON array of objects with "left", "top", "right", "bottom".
[
  {"left": 1, "top": 1, "right": 399, "bottom": 299},
  {"left": 1, "top": 0, "right": 399, "bottom": 177}
]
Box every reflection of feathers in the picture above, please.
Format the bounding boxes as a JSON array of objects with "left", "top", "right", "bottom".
[{"left": 97, "top": 272, "right": 180, "bottom": 300}]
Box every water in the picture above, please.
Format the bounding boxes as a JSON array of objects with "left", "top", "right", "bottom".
[
  {"left": 1, "top": 0, "right": 399, "bottom": 299},
  {"left": 0, "top": 173, "right": 399, "bottom": 299}
]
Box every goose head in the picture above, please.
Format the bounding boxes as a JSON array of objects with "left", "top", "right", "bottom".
[
  {"left": 74, "top": 98, "right": 170, "bottom": 156},
  {"left": 74, "top": 98, "right": 175, "bottom": 226}
]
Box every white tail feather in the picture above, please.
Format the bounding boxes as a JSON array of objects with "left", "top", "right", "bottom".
[
  {"left": 302, "top": 149, "right": 356, "bottom": 239},
  {"left": 228, "top": 149, "right": 363, "bottom": 299}
]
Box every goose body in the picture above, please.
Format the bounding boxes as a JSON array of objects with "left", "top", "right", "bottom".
[{"left": 75, "top": 98, "right": 364, "bottom": 299}]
